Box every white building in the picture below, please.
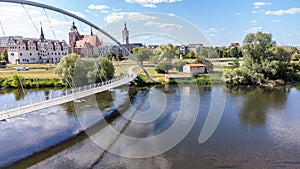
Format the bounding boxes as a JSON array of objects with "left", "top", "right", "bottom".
[
  {"left": 7, "top": 27, "right": 69, "bottom": 64},
  {"left": 0, "top": 36, "right": 22, "bottom": 47},
  {"left": 183, "top": 64, "right": 206, "bottom": 74}
]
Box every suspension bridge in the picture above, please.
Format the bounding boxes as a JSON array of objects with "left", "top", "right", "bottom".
[{"left": 0, "top": 0, "right": 152, "bottom": 121}]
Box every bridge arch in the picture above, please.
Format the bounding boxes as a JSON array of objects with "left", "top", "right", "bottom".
[{"left": 0, "top": 0, "right": 152, "bottom": 80}]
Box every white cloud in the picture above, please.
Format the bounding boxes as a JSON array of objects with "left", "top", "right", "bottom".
[
  {"left": 113, "top": 8, "right": 123, "bottom": 11},
  {"left": 236, "top": 12, "right": 241, "bottom": 16},
  {"left": 0, "top": 6, "right": 41, "bottom": 19},
  {"left": 66, "top": 10, "right": 86, "bottom": 18},
  {"left": 104, "top": 12, "right": 157, "bottom": 23},
  {"left": 145, "top": 21, "right": 182, "bottom": 29},
  {"left": 208, "top": 27, "right": 218, "bottom": 33},
  {"left": 265, "top": 7, "right": 300, "bottom": 16},
  {"left": 168, "top": 13, "right": 175, "bottom": 16},
  {"left": 253, "top": 2, "right": 271, "bottom": 9},
  {"left": 209, "top": 34, "right": 216, "bottom": 37},
  {"left": 101, "top": 10, "right": 110, "bottom": 14},
  {"left": 124, "top": 0, "right": 182, "bottom": 8},
  {"left": 252, "top": 20, "right": 257, "bottom": 24},
  {"left": 88, "top": 4, "right": 110, "bottom": 10},
  {"left": 247, "top": 26, "right": 263, "bottom": 33}
]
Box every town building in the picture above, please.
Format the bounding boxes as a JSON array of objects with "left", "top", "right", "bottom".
[
  {"left": 183, "top": 64, "right": 206, "bottom": 74},
  {"left": 7, "top": 27, "right": 69, "bottom": 64},
  {"left": 69, "top": 22, "right": 102, "bottom": 57}
]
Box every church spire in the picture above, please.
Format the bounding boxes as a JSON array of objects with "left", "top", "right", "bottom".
[{"left": 40, "top": 23, "right": 45, "bottom": 41}]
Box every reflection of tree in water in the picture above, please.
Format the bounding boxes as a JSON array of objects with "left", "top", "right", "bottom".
[
  {"left": 12, "top": 89, "right": 25, "bottom": 101},
  {"left": 44, "top": 90, "right": 50, "bottom": 100},
  {"left": 226, "top": 86, "right": 288, "bottom": 127}
]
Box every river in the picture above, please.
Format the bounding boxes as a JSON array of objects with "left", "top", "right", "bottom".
[{"left": 1, "top": 84, "right": 300, "bottom": 168}]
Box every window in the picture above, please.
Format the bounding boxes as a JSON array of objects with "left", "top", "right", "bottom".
[
  {"left": 20, "top": 53, "right": 22, "bottom": 56},
  {"left": 11, "top": 53, "right": 14, "bottom": 56},
  {"left": 30, "top": 53, "right": 32, "bottom": 56}
]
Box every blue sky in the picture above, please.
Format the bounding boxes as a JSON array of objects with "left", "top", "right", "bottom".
[{"left": 0, "top": 0, "right": 300, "bottom": 46}]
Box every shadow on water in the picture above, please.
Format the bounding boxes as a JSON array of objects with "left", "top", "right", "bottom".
[{"left": 225, "top": 86, "right": 288, "bottom": 127}]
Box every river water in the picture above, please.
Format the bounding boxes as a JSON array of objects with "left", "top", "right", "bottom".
[{"left": 1, "top": 84, "right": 300, "bottom": 168}]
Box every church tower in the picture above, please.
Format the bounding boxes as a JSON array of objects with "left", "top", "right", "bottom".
[
  {"left": 69, "top": 22, "right": 80, "bottom": 52},
  {"left": 40, "top": 26, "right": 45, "bottom": 42},
  {"left": 122, "top": 23, "right": 129, "bottom": 44}
]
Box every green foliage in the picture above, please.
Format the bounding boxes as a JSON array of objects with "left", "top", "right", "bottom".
[
  {"left": 230, "top": 46, "right": 242, "bottom": 58},
  {"left": 291, "top": 53, "right": 300, "bottom": 61},
  {"left": 199, "top": 47, "right": 218, "bottom": 58},
  {"left": 174, "top": 60, "right": 187, "bottom": 72},
  {"left": 10, "top": 73, "right": 24, "bottom": 88},
  {"left": 193, "top": 55, "right": 213, "bottom": 72},
  {"left": 132, "top": 47, "right": 152, "bottom": 65},
  {"left": 153, "top": 44, "right": 179, "bottom": 62},
  {"left": 232, "top": 60, "right": 240, "bottom": 68},
  {"left": 55, "top": 53, "right": 79, "bottom": 86},
  {"left": 106, "top": 52, "right": 116, "bottom": 60},
  {"left": 155, "top": 61, "right": 173, "bottom": 74},
  {"left": 1, "top": 48, "right": 8, "bottom": 62},
  {"left": 55, "top": 54, "right": 115, "bottom": 86},
  {"left": 224, "top": 32, "right": 298, "bottom": 85},
  {"left": 186, "top": 51, "right": 196, "bottom": 59}
]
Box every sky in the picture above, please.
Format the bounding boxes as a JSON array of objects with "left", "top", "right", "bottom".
[{"left": 0, "top": 0, "right": 300, "bottom": 47}]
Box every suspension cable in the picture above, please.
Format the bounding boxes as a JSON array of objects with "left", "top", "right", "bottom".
[
  {"left": 0, "top": 21, "right": 5, "bottom": 36},
  {"left": 43, "top": 8, "right": 57, "bottom": 40},
  {"left": 78, "top": 21, "right": 84, "bottom": 34},
  {"left": 22, "top": 4, "right": 39, "bottom": 34}
]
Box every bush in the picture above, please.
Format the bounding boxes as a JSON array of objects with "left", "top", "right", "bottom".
[{"left": 155, "top": 61, "right": 173, "bottom": 74}]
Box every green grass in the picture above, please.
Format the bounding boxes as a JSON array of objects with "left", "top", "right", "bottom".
[{"left": 0, "top": 70, "right": 59, "bottom": 79}]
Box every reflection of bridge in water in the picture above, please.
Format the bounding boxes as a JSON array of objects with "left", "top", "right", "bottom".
[{"left": 0, "top": 0, "right": 152, "bottom": 120}]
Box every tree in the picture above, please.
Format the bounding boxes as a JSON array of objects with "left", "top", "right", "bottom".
[
  {"left": 186, "top": 51, "right": 196, "bottom": 59},
  {"left": 132, "top": 47, "right": 152, "bottom": 65},
  {"left": 153, "top": 44, "right": 178, "bottom": 62},
  {"left": 175, "top": 60, "right": 187, "bottom": 72},
  {"left": 200, "top": 47, "right": 218, "bottom": 58},
  {"left": 193, "top": 55, "right": 213, "bottom": 72},
  {"left": 155, "top": 61, "right": 173, "bottom": 74},
  {"left": 224, "top": 32, "right": 297, "bottom": 85},
  {"left": 1, "top": 49, "right": 8, "bottom": 62},
  {"left": 55, "top": 55, "right": 115, "bottom": 87},
  {"left": 55, "top": 53, "right": 79, "bottom": 86},
  {"left": 10, "top": 73, "right": 24, "bottom": 88},
  {"left": 291, "top": 53, "right": 300, "bottom": 61}
]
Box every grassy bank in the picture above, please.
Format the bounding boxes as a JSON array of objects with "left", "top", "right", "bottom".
[
  {"left": 132, "top": 66, "right": 223, "bottom": 86},
  {"left": 0, "top": 69, "right": 64, "bottom": 89}
]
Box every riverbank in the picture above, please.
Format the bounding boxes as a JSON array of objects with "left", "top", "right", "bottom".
[{"left": 132, "top": 66, "right": 223, "bottom": 86}]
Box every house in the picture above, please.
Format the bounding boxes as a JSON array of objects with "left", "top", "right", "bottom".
[
  {"left": 183, "top": 64, "right": 206, "bottom": 74},
  {"left": 7, "top": 27, "right": 69, "bottom": 64},
  {"left": 69, "top": 22, "right": 102, "bottom": 57}
]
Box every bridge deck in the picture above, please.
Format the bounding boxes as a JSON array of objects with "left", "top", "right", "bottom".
[{"left": 0, "top": 73, "right": 137, "bottom": 121}]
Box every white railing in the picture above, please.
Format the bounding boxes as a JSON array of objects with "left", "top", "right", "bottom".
[{"left": 0, "top": 71, "right": 137, "bottom": 121}]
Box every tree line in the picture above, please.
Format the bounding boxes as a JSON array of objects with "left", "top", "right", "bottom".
[{"left": 224, "top": 32, "right": 300, "bottom": 85}]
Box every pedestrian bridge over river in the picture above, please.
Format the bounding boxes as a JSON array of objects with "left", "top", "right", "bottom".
[
  {"left": 0, "top": 70, "right": 137, "bottom": 121},
  {"left": 0, "top": 0, "right": 152, "bottom": 120}
]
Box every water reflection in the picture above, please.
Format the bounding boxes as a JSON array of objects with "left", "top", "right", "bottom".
[
  {"left": 226, "top": 86, "right": 288, "bottom": 127},
  {"left": 12, "top": 89, "right": 25, "bottom": 101}
]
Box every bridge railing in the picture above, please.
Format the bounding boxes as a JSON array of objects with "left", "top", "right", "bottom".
[{"left": 0, "top": 73, "right": 137, "bottom": 117}]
